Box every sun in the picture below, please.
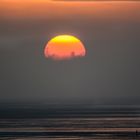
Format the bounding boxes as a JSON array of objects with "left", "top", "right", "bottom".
[{"left": 44, "top": 35, "right": 86, "bottom": 60}]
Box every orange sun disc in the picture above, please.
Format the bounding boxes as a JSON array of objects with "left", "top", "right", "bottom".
[{"left": 44, "top": 35, "right": 86, "bottom": 60}]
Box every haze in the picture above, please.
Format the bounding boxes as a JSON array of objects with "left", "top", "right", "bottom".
[{"left": 0, "top": 0, "right": 140, "bottom": 106}]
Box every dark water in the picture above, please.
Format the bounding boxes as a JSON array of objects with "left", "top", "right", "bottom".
[
  {"left": 1, "top": 117, "right": 140, "bottom": 140},
  {"left": 0, "top": 106, "right": 140, "bottom": 139}
]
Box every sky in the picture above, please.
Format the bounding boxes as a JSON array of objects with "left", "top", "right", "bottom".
[{"left": 0, "top": 0, "right": 140, "bottom": 106}]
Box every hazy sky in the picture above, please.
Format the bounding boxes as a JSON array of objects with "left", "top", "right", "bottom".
[{"left": 0, "top": 0, "right": 140, "bottom": 105}]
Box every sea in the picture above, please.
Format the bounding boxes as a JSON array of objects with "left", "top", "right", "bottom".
[{"left": 0, "top": 104, "right": 140, "bottom": 140}]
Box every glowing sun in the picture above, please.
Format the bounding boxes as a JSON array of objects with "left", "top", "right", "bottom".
[{"left": 44, "top": 35, "right": 86, "bottom": 60}]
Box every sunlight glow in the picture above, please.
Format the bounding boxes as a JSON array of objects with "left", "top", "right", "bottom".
[{"left": 44, "top": 35, "right": 86, "bottom": 60}]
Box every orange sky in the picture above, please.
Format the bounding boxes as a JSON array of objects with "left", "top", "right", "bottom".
[{"left": 0, "top": 0, "right": 140, "bottom": 20}]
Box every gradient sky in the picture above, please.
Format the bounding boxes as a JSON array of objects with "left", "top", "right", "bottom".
[{"left": 0, "top": 0, "right": 140, "bottom": 106}]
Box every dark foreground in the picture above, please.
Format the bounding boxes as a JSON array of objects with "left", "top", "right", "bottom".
[
  {"left": 0, "top": 131, "right": 140, "bottom": 140},
  {"left": 0, "top": 130, "right": 140, "bottom": 140}
]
